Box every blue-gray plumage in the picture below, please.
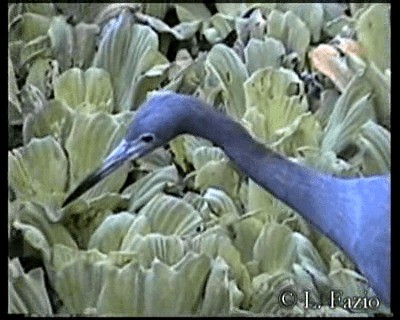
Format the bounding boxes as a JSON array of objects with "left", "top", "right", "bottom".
[{"left": 63, "top": 92, "right": 391, "bottom": 306}]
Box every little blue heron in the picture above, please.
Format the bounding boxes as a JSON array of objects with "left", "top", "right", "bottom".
[{"left": 63, "top": 92, "right": 390, "bottom": 306}]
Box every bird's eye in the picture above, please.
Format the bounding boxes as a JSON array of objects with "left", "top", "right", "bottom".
[{"left": 140, "top": 134, "right": 155, "bottom": 143}]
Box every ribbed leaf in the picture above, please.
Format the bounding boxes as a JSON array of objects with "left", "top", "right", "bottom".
[
  {"left": 245, "top": 38, "right": 285, "bottom": 74},
  {"left": 277, "top": 3, "right": 324, "bottom": 42},
  {"left": 8, "top": 54, "right": 22, "bottom": 125},
  {"left": 53, "top": 246, "right": 117, "bottom": 313},
  {"left": 23, "top": 99, "right": 73, "bottom": 145},
  {"left": 136, "top": 194, "right": 202, "bottom": 236},
  {"left": 195, "top": 160, "right": 240, "bottom": 200},
  {"left": 206, "top": 44, "right": 249, "bottom": 119},
  {"left": 199, "top": 257, "right": 235, "bottom": 315},
  {"left": 9, "top": 259, "right": 53, "bottom": 315},
  {"left": 55, "top": 247, "right": 214, "bottom": 316},
  {"left": 64, "top": 112, "right": 127, "bottom": 193},
  {"left": 73, "top": 22, "right": 100, "bottom": 69},
  {"left": 203, "top": 13, "right": 235, "bottom": 44},
  {"left": 12, "top": 202, "right": 77, "bottom": 261},
  {"left": 202, "top": 188, "right": 240, "bottom": 218},
  {"left": 253, "top": 223, "right": 297, "bottom": 274},
  {"left": 244, "top": 67, "right": 316, "bottom": 153},
  {"left": 120, "top": 233, "right": 186, "bottom": 267},
  {"left": 322, "top": 88, "right": 375, "bottom": 155},
  {"left": 48, "top": 16, "right": 74, "bottom": 71},
  {"left": 192, "top": 146, "right": 226, "bottom": 170},
  {"left": 267, "top": 10, "right": 310, "bottom": 66},
  {"left": 356, "top": 4, "right": 390, "bottom": 71},
  {"left": 88, "top": 212, "right": 136, "bottom": 253},
  {"left": 355, "top": 120, "right": 390, "bottom": 175},
  {"left": 9, "top": 136, "right": 68, "bottom": 206},
  {"left": 93, "top": 12, "right": 169, "bottom": 111},
  {"left": 123, "top": 165, "right": 180, "bottom": 212},
  {"left": 54, "top": 67, "right": 113, "bottom": 113},
  {"left": 9, "top": 12, "right": 51, "bottom": 43},
  {"left": 231, "top": 215, "right": 264, "bottom": 263},
  {"left": 190, "top": 231, "right": 251, "bottom": 307}
]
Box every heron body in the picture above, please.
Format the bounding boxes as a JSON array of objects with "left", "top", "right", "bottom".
[{"left": 63, "top": 92, "right": 391, "bottom": 306}]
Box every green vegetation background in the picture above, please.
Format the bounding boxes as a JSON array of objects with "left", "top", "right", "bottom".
[{"left": 8, "top": 3, "right": 390, "bottom": 316}]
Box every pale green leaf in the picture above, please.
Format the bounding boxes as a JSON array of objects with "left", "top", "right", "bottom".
[
  {"left": 322, "top": 86, "right": 376, "bottom": 155},
  {"left": 356, "top": 4, "right": 390, "bottom": 71},
  {"left": 195, "top": 160, "right": 240, "bottom": 200},
  {"left": 175, "top": 4, "right": 211, "bottom": 22},
  {"left": 120, "top": 233, "right": 186, "bottom": 267},
  {"left": 206, "top": 44, "right": 248, "bottom": 119},
  {"left": 355, "top": 120, "right": 390, "bottom": 175},
  {"left": 253, "top": 223, "right": 297, "bottom": 274},
  {"left": 202, "top": 188, "right": 240, "bottom": 218},
  {"left": 244, "top": 38, "right": 285, "bottom": 74},
  {"left": 192, "top": 146, "right": 226, "bottom": 170},
  {"left": 73, "top": 22, "right": 100, "bottom": 69},
  {"left": 88, "top": 212, "right": 136, "bottom": 253},
  {"left": 9, "top": 136, "right": 68, "bottom": 206},
  {"left": 54, "top": 67, "right": 114, "bottom": 113},
  {"left": 9, "top": 12, "right": 51, "bottom": 43},
  {"left": 23, "top": 99, "right": 73, "bottom": 145},
  {"left": 8, "top": 54, "right": 22, "bottom": 125},
  {"left": 267, "top": 10, "right": 310, "bottom": 66},
  {"left": 48, "top": 16, "right": 74, "bottom": 71},
  {"left": 12, "top": 202, "right": 77, "bottom": 261},
  {"left": 136, "top": 194, "right": 202, "bottom": 236},
  {"left": 123, "top": 165, "right": 180, "bottom": 212},
  {"left": 244, "top": 67, "right": 309, "bottom": 143},
  {"left": 96, "top": 252, "right": 212, "bottom": 316},
  {"left": 277, "top": 3, "right": 324, "bottom": 42},
  {"left": 93, "top": 12, "right": 169, "bottom": 111},
  {"left": 9, "top": 258, "right": 53, "bottom": 315},
  {"left": 64, "top": 112, "right": 127, "bottom": 191},
  {"left": 199, "top": 257, "right": 233, "bottom": 315}
]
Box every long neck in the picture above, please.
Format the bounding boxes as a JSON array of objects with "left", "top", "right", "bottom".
[
  {"left": 181, "top": 97, "right": 390, "bottom": 306},
  {"left": 186, "top": 103, "right": 348, "bottom": 242}
]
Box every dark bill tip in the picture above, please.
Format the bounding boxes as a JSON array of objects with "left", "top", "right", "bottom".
[
  {"left": 62, "top": 138, "right": 150, "bottom": 207},
  {"left": 62, "top": 160, "right": 123, "bottom": 207}
]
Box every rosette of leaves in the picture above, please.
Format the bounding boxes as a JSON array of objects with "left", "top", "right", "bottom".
[
  {"left": 9, "top": 108, "right": 134, "bottom": 252},
  {"left": 9, "top": 5, "right": 100, "bottom": 75},
  {"left": 51, "top": 243, "right": 242, "bottom": 316},
  {"left": 9, "top": 110, "right": 130, "bottom": 208},
  {"left": 203, "top": 37, "right": 309, "bottom": 120},
  {"left": 237, "top": 221, "right": 377, "bottom": 316},
  {"left": 53, "top": 67, "right": 114, "bottom": 114},
  {"left": 9, "top": 68, "right": 135, "bottom": 252},
  {"left": 320, "top": 61, "right": 390, "bottom": 175},
  {"left": 90, "top": 194, "right": 203, "bottom": 245}
]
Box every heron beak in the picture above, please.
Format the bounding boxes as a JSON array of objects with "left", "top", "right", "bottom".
[{"left": 62, "top": 138, "right": 150, "bottom": 207}]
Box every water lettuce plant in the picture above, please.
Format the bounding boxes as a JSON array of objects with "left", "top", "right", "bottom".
[{"left": 8, "top": 3, "right": 390, "bottom": 316}]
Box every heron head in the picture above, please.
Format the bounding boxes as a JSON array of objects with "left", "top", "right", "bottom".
[
  {"left": 101, "top": 92, "right": 190, "bottom": 175},
  {"left": 63, "top": 92, "right": 191, "bottom": 205},
  {"left": 125, "top": 92, "right": 188, "bottom": 150}
]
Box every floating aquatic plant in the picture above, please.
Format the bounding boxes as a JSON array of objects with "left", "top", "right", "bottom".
[{"left": 8, "top": 3, "right": 390, "bottom": 316}]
